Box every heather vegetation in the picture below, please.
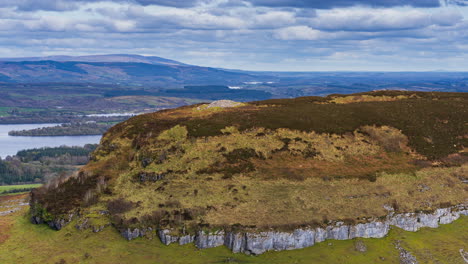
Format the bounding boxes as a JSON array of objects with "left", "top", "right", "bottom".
[{"left": 31, "top": 91, "right": 467, "bottom": 238}]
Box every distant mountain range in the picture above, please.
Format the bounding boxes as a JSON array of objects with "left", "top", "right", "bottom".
[
  {"left": 0, "top": 54, "right": 467, "bottom": 97},
  {"left": 0, "top": 55, "right": 271, "bottom": 87},
  {"left": 0, "top": 54, "right": 186, "bottom": 66}
]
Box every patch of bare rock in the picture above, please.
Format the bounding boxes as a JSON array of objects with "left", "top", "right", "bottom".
[{"left": 206, "top": 100, "right": 242, "bottom": 108}]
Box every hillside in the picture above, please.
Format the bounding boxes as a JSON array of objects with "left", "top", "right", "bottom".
[
  {"left": 30, "top": 91, "right": 468, "bottom": 256},
  {"left": 0, "top": 54, "right": 187, "bottom": 66},
  {"left": 0, "top": 60, "right": 267, "bottom": 86}
]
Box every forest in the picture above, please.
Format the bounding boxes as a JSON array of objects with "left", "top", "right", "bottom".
[
  {"left": 9, "top": 122, "right": 113, "bottom": 136},
  {"left": 0, "top": 145, "right": 97, "bottom": 185}
]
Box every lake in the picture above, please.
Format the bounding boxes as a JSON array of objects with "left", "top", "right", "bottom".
[{"left": 0, "top": 124, "right": 101, "bottom": 158}]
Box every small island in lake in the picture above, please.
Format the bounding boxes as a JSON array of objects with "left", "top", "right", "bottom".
[{"left": 8, "top": 122, "right": 114, "bottom": 137}]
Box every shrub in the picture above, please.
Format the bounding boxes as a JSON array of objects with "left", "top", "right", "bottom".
[
  {"left": 157, "top": 125, "right": 188, "bottom": 142},
  {"left": 360, "top": 125, "right": 408, "bottom": 152},
  {"left": 107, "top": 198, "right": 134, "bottom": 215},
  {"left": 140, "top": 210, "right": 167, "bottom": 226}
]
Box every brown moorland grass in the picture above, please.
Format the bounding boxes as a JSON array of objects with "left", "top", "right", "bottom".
[
  {"left": 31, "top": 91, "right": 468, "bottom": 234},
  {"left": 0, "top": 193, "right": 28, "bottom": 243},
  {"left": 103, "top": 164, "right": 466, "bottom": 231}
]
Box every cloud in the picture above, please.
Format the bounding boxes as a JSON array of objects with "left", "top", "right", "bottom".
[
  {"left": 132, "top": 0, "right": 201, "bottom": 8},
  {"left": 2, "top": 0, "right": 468, "bottom": 13},
  {"left": 242, "top": 0, "right": 442, "bottom": 9},
  {"left": 0, "top": 0, "right": 203, "bottom": 11},
  {"left": 0, "top": 0, "right": 78, "bottom": 11},
  {"left": 0, "top": 0, "right": 468, "bottom": 71},
  {"left": 309, "top": 8, "right": 463, "bottom": 32},
  {"left": 274, "top": 26, "right": 327, "bottom": 40}
]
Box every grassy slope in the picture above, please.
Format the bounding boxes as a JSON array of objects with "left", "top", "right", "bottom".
[
  {"left": 31, "top": 91, "right": 467, "bottom": 234},
  {"left": 0, "top": 207, "right": 466, "bottom": 264},
  {"left": 0, "top": 184, "right": 42, "bottom": 192},
  {"left": 0, "top": 184, "right": 42, "bottom": 196}
]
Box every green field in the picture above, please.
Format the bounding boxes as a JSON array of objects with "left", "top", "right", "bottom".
[
  {"left": 0, "top": 184, "right": 42, "bottom": 195},
  {"left": 0, "top": 107, "right": 46, "bottom": 117},
  {"left": 0, "top": 208, "right": 466, "bottom": 264}
]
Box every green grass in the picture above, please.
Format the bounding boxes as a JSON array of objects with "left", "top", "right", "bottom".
[
  {"left": 0, "top": 107, "right": 46, "bottom": 117},
  {"left": 0, "top": 208, "right": 466, "bottom": 263},
  {"left": 0, "top": 184, "right": 42, "bottom": 195}
]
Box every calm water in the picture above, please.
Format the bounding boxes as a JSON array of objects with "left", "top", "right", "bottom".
[{"left": 0, "top": 124, "right": 101, "bottom": 158}]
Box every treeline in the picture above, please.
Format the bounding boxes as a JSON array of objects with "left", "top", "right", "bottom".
[
  {"left": 8, "top": 122, "right": 113, "bottom": 136},
  {"left": 0, "top": 145, "right": 97, "bottom": 185},
  {"left": 16, "top": 145, "right": 97, "bottom": 162},
  {"left": 0, "top": 113, "right": 128, "bottom": 125}
]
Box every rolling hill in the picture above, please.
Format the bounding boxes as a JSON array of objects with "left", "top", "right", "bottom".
[{"left": 29, "top": 91, "right": 468, "bottom": 258}]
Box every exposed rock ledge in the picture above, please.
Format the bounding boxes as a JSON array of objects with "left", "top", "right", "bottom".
[
  {"left": 123, "top": 205, "right": 468, "bottom": 255},
  {"left": 31, "top": 205, "right": 467, "bottom": 255}
]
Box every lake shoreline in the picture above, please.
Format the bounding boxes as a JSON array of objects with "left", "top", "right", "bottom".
[{"left": 0, "top": 123, "right": 101, "bottom": 158}]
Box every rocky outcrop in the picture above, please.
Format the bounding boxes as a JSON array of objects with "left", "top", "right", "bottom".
[
  {"left": 395, "top": 240, "right": 418, "bottom": 264},
  {"left": 349, "top": 221, "right": 389, "bottom": 239},
  {"left": 206, "top": 100, "right": 242, "bottom": 108},
  {"left": 138, "top": 172, "right": 165, "bottom": 182},
  {"left": 75, "top": 217, "right": 110, "bottom": 233},
  {"left": 31, "top": 213, "right": 74, "bottom": 231},
  {"left": 149, "top": 205, "right": 467, "bottom": 255},
  {"left": 30, "top": 204, "right": 467, "bottom": 255},
  {"left": 388, "top": 207, "right": 465, "bottom": 231},
  {"left": 195, "top": 230, "right": 225, "bottom": 249},
  {"left": 121, "top": 227, "right": 154, "bottom": 241},
  {"left": 158, "top": 230, "right": 195, "bottom": 245},
  {"left": 152, "top": 220, "right": 391, "bottom": 255}
]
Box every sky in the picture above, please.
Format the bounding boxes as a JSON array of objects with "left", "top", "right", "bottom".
[{"left": 2, "top": 0, "right": 468, "bottom": 71}]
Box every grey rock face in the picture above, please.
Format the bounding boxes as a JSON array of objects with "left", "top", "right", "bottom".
[
  {"left": 31, "top": 213, "right": 74, "bottom": 230},
  {"left": 224, "top": 229, "right": 315, "bottom": 255},
  {"left": 31, "top": 216, "right": 44, "bottom": 225},
  {"left": 195, "top": 230, "right": 225, "bottom": 249},
  {"left": 149, "top": 205, "right": 467, "bottom": 255},
  {"left": 157, "top": 230, "right": 194, "bottom": 245},
  {"left": 243, "top": 232, "right": 275, "bottom": 255},
  {"left": 179, "top": 234, "right": 195, "bottom": 245},
  {"left": 438, "top": 208, "right": 460, "bottom": 225},
  {"left": 30, "top": 211, "right": 75, "bottom": 231},
  {"left": 158, "top": 230, "right": 178, "bottom": 245},
  {"left": 32, "top": 204, "right": 466, "bottom": 256},
  {"left": 386, "top": 207, "right": 464, "bottom": 232},
  {"left": 349, "top": 221, "right": 389, "bottom": 239},
  {"left": 121, "top": 227, "right": 153, "bottom": 241},
  {"left": 326, "top": 222, "right": 349, "bottom": 240},
  {"left": 206, "top": 100, "right": 242, "bottom": 108},
  {"left": 224, "top": 232, "right": 246, "bottom": 253},
  {"left": 314, "top": 228, "right": 327, "bottom": 243},
  {"left": 122, "top": 228, "right": 143, "bottom": 241}
]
